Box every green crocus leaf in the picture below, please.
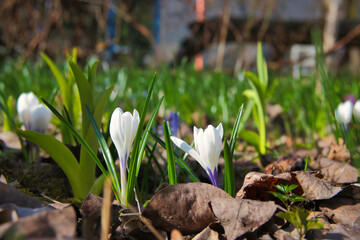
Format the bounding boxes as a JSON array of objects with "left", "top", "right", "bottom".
[
  {"left": 16, "top": 129, "right": 87, "bottom": 201},
  {"left": 306, "top": 219, "right": 324, "bottom": 231}
]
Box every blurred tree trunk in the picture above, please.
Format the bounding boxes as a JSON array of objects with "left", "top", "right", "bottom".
[{"left": 323, "top": 0, "right": 345, "bottom": 69}]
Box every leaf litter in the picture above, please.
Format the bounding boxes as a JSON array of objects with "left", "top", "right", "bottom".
[{"left": 1, "top": 132, "right": 360, "bottom": 239}]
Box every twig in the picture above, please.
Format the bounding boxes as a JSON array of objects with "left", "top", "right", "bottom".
[{"left": 101, "top": 178, "right": 113, "bottom": 240}]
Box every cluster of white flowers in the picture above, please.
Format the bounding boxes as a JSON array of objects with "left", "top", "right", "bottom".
[
  {"left": 109, "top": 107, "right": 223, "bottom": 188},
  {"left": 17, "top": 92, "right": 52, "bottom": 133},
  {"left": 335, "top": 99, "right": 360, "bottom": 126}
]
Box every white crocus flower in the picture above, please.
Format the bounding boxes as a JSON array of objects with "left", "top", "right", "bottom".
[
  {"left": 335, "top": 100, "right": 353, "bottom": 127},
  {"left": 17, "top": 92, "right": 52, "bottom": 133},
  {"left": 170, "top": 123, "right": 223, "bottom": 187},
  {"left": 110, "top": 107, "right": 140, "bottom": 201},
  {"left": 354, "top": 100, "right": 360, "bottom": 124}
]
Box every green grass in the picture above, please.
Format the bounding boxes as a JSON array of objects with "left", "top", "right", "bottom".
[{"left": 1, "top": 54, "right": 360, "bottom": 178}]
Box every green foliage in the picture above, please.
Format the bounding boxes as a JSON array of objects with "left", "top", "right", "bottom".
[
  {"left": 126, "top": 73, "right": 162, "bottom": 205},
  {"left": 224, "top": 104, "right": 243, "bottom": 197},
  {"left": 164, "top": 121, "right": 177, "bottom": 185},
  {"left": 270, "top": 184, "right": 323, "bottom": 239},
  {"left": 269, "top": 184, "right": 306, "bottom": 210},
  {"left": 239, "top": 42, "right": 268, "bottom": 156},
  {"left": 41, "top": 51, "right": 80, "bottom": 145},
  {"left": 150, "top": 132, "right": 200, "bottom": 183},
  {"left": 223, "top": 141, "right": 234, "bottom": 196},
  {"left": 277, "top": 207, "right": 324, "bottom": 239},
  {"left": 16, "top": 129, "right": 88, "bottom": 201},
  {"left": 18, "top": 59, "right": 112, "bottom": 202}
]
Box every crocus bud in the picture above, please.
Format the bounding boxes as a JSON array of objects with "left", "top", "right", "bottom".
[
  {"left": 109, "top": 107, "right": 140, "bottom": 202},
  {"left": 335, "top": 100, "right": 353, "bottom": 126},
  {"left": 30, "top": 105, "right": 53, "bottom": 133},
  {"left": 17, "top": 92, "right": 52, "bottom": 132},
  {"left": 171, "top": 123, "right": 223, "bottom": 187},
  {"left": 354, "top": 100, "right": 360, "bottom": 124}
]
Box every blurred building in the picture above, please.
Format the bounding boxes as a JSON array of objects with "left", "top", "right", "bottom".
[{"left": 154, "top": 0, "right": 360, "bottom": 72}]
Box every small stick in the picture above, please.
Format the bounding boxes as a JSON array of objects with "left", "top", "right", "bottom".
[{"left": 101, "top": 178, "right": 113, "bottom": 240}]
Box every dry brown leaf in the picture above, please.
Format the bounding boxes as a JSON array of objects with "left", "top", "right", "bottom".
[
  {"left": 191, "top": 225, "right": 221, "bottom": 240},
  {"left": 0, "top": 206, "right": 76, "bottom": 239},
  {"left": 0, "top": 132, "right": 21, "bottom": 149},
  {"left": 236, "top": 171, "right": 344, "bottom": 203},
  {"left": 211, "top": 198, "right": 277, "bottom": 240},
  {"left": 0, "top": 182, "right": 43, "bottom": 208},
  {"left": 327, "top": 138, "right": 351, "bottom": 161},
  {"left": 266, "top": 104, "right": 283, "bottom": 120},
  {"left": 81, "top": 194, "right": 122, "bottom": 239},
  {"left": 142, "top": 182, "right": 231, "bottom": 234},
  {"left": 319, "top": 198, "right": 360, "bottom": 227},
  {"left": 327, "top": 203, "right": 360, "bottom": 226},
  {"left": 310, "top": 223, "right": 360, "bottom": 239},
  {"left": 310, "top": 157, "right": 358, "bottom": 184},
  {"left": 236, "top": 172, "right": 301, "bottom": 200},
  {"left": 273, "top": 229, "right": 297, "bottom": 240},
  {"left": 295, "top": 171, "right": 342, "bottom": 200},
  {"left": 264, "top": 155, "right": 305, "bottom": 175}
]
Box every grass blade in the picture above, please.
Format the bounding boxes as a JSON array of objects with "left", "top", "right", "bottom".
[
  {"left": 41, "top": 98, "right": 107, "bottom": 176},
  {"left": 229, "top": 104, "right": 244, "bottom": 155},
  {"left": 164, "top": 121, "right": 177, "bottom": 185},
  {"left": 126, "top": 73, "right": 157, "bottom": 204},
  {"left": 150, "top": 132, "right": 200, "bottom": 182},
  {"left": 223, "top": 140, "right": 235, "bottom": 197},
  {"left": 86, "top": 106, "right": 121, "bottom": 200},
  {"left": 136, "top": 96, "right": 164, "bottom": 177}
]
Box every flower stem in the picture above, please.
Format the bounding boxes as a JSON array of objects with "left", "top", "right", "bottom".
[{"left": 120, "top": 156, "right": 127, "bottom": 204}]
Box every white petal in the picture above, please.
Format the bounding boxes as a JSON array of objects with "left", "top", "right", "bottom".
[
  {"left": 170, "top": 136, "right": 201, "bottom": 162},
  {"left": 133, "top": 109, "right": 140, "bottom": 120},
  {"left": 216, "top": 123, "right": 224, "bottom": 140},
  {"left": 203, "top": 125, "right": 222, "bottom": 171},
  {"left": 17, "top": 92, "right": 39, "bottom": 126},
  {"left": 354, "top": 100, "right": 360, "bottom": 122},
  {"left": 336, "top": 100, "right": 353, "bottom": 124},
  {"left": 110, "top": 108, "right": 126, "bottom": 159},
  {"left": 30, "top": 105, "right": 52, "bottom": 132},
  {"left": 193, "top": 126, "right": 203, "bottom": 156},
  {"left": 195, "top": 128, "right": 211, "bottom": 170}
]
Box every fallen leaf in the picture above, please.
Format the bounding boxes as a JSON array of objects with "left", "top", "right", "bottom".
[
  {"left": 295, "top": 171, "right": 342, "bottom": 200},
  {"left": 310, "top": 157, "right": 358, "bottom": 184},
  {"left": 0, "top": 203, "right": 52, "bottom": 218},
  {"left": 266, "top": 104, "right": 283, "bottom": 120},
  {"left": 211, "top": 198, "right": 277, "bottom": 240},
  {"left": 0, "top": 206, "right": 76, "bottom": 239},
  {"left": 0, "top": 132, "right": 21, "bottom": 149},
  {"left": 273, "top": 229, "right": 297, "bottom": 240},
  {"left": 236, "top": 172, "right": 300, "bottom": 201},
  {"left": 191, "top": 225, "right": 221, "bottom": 240},
  {"left": 309, "top": 223, "right": 360, "bottom": 239},
  {"left": 0, "top": 182, "right": 43, "bottom": 208},
  {"left": 319, "top": 198, "right": 360, "bottom": 227},
  {"left": 327, "top": 138, "right": 351, "bottom": 161},
  {"left": 236, "top": 171, "right": 343, "bottom": 203},
  {"left": 81, "top": 194, "right": 122, "bottom": 239},
  {"left": 264, "top": 155, "right": 305, "bottom": 175},
  {"left": 0, "top": 175, "right": 7, "bottom": 184},
  {"left": 142, "top": 182, "right": 231, "bottom": 234}
]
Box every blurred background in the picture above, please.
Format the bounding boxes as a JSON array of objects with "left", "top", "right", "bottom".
[
  {"left": 1, "top": 0, "right": 360, "bottom": 148},
  {"left": 1, "top": 0, "right": 360, "bottom": 74}
]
